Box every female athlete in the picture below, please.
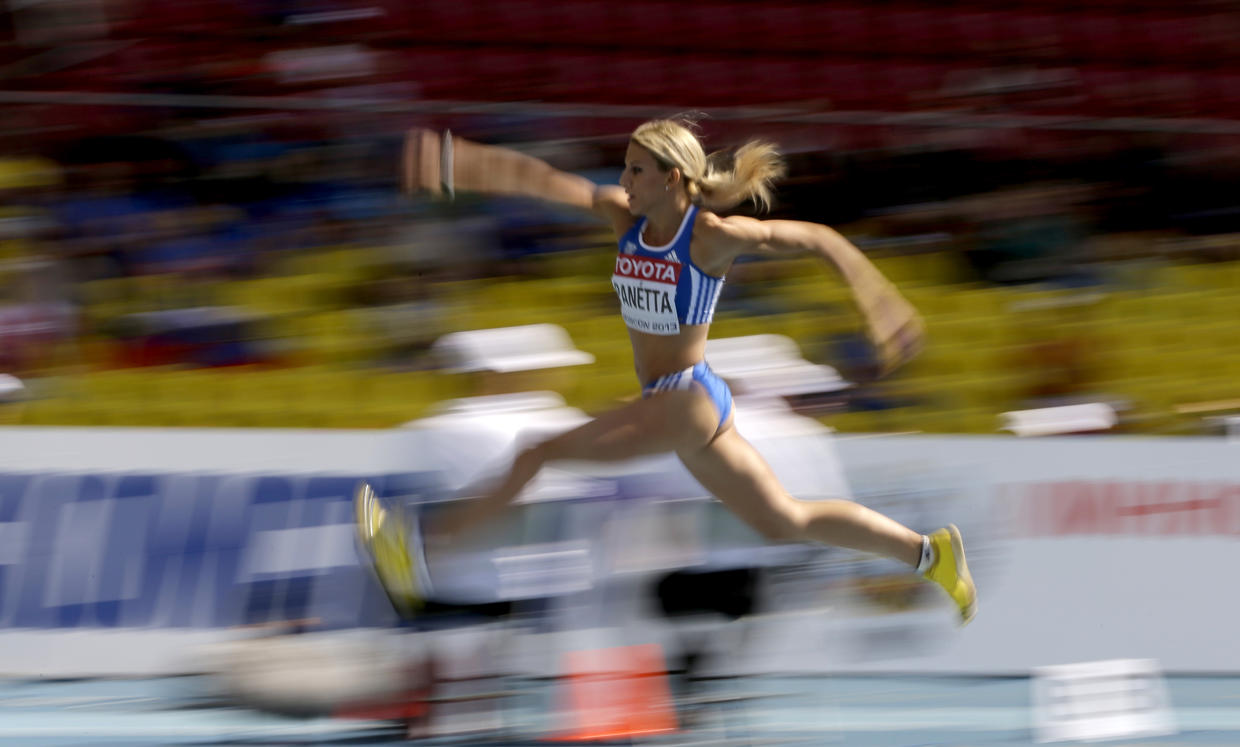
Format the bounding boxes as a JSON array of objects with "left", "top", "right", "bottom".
[{"left": 356, "top": 119, "right": 976, "bottom": 625}]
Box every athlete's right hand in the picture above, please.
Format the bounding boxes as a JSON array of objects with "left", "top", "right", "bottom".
[{"left": 401, "top": 127, "right": 445, "bottom": 197}]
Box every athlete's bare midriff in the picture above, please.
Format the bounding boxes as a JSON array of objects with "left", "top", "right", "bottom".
[{"left": 628, "top": 324, "right": 711, "bottom": 384}]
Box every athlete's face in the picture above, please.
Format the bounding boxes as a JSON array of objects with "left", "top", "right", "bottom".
[{"left": 620, "top": 143, "right": 674, "bottom": 216}]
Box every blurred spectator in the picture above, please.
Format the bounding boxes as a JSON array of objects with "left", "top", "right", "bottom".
[
  {"left": 7, "top": 0, "right": 110, "bottom": 45},
  {"left": 352, "top": 262, "right": 447, "bottom": 370},
  {"left": 0, "top": 374, "right": 27, "bottom": 425},
  {"left": 388, "top": 209, "right": 501, "bottom": 281},
  {"left": 962, "top": 183, "right": 1096, "bottom": 286},
  {"left": 0, "top": 157, "right": 64, "bottom": 263},
  {"left": 1012, "top": 322, "right": 1101, "bottom": 407},
  {"left": 0, "top": 259, "right": 77, "bottom": 378},
  {"left": 138, "top": 205, "right": 249, "bottom": 275}
]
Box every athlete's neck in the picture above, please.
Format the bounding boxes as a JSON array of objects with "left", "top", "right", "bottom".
[{"left": 641, "top": 197, "right": 692, "bottom": 246}]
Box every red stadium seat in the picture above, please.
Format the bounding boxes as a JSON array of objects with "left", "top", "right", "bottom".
[
  {"left": 683, "top": 1, "right": 759, "bottom": 54},
  {"left": 947, "top": 10, "right": 1003, "bottom": 58},
  {"left": 751, "top": 5, "right": 818, "bottom": 55},
  {"left": 1136, "top": 69, "right": 1203, "bottom": 118},
  {"left": 875, "top": 7, "right": 950, "bottom": 58},
  {"left": 404, "top": 0, "right": 483, "bottom": 44},
  {"left": 608, "top": 52, "right": 677, "bottom": 105},
  {"left": 677, "top": 56, "right": 745, "bottom": 107},
  {"left": 1077, "top": 65, "right": 1138, "bottom": 116},
  {"left": 805, "top": 59, "right": 876, "bottom": 111},
  {"left": 1201, "top": 72, "right": 1240, "bottom": 118},
  {"left": 538, "top": 51, "right": 607, "bottom": 103},
  {"left": 120, "top": 0, "right": 260, "bottom": 37},
  {"left": 631, "top": 0, "right": 702, "bottom": 51},
  {"left": 804, "top": 5, "right": 873, "bottom": 57},
  {"left": 741, "top": 58, "right": 811, "bottom": 105},
  {"left": 470, "top": 49, "right": 545, "bottom": 102},
  {"left": 1004, "top": 12, "right": 1068, "bottom": 62},
  {"left": 542, "top": 0, "right": 612, "bottom": 47},
  {"left": 872, "top": 62, "right": 953, "bottom": 111},
  {"left": 1194, "top": 12, "right": 1240, "bottom": 66},
  {"left": 607, "top": 0, "right": 664, "bottom": 47},
  {"left": 1061, "top": 13, "right": 1131, "bottom": 63},
  {"left": 472, "top": 0, "right": 549, "bottom": 45},
  {"left": 399, "top": 48, "right": 479, "bottom": 100},
  {"left": 1141, "top": 14, "right": 1203, "bottom": 65}
]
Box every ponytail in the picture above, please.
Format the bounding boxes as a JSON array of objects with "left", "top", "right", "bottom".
[{"left": 691, "top": 140, "right": 785, "bottom": 213}]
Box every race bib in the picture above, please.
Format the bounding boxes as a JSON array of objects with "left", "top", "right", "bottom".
[{"left": 612, "top": 254, "right": 680, "bottom": 335}]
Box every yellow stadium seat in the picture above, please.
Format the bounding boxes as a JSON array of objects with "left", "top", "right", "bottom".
[
  {"left": 537, "top": 247, "right": 614, "bottom": 279},
  {"left": 706, "top": 314, "right": 772, "bottom": 340},
  {"left": 571, "top": 370, "right": 639, "bottom": 413},
  {"left": 456, "top": 306, "right": 556, "bottom": 332},
  {"left": 957, "top": 407, "right": 1003, "bottom": 434},
  {"left": 776, "top": 276, "right": 853, "bottom": 311},
  {"left": 1160, "top": 262, "right": 1240, "bottom": 291},
  {"left": 18, "top": 398, "right": 76, "bottom": 426},
  {"left": 871, "top": 255, "right": 919, "bottom": 285},
  {"left": 899, "top": 406, "right": 973, "bottom": 434},
  {"left": 362, "top": 371, "right": 447, "bottom": 420},
  {"left": 821, "top": 409, "right": 884, "bottom": 433},
  {"left": 950, "top": 286, "right": 1006, "bottom": 318},
  {"left": 304, "top": 311, "right": 375, "bottom": 364},
  {"left": 776, "top": 310, "right": 852, "bottom": 347},
  {"left": 80, "top": 370, "right": 158, "bottom": 410},
  {"left": 1194, "top": 320, "right": 1240, "bottom": 352}
]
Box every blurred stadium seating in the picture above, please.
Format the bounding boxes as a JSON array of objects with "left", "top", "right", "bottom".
[{"left": 1, "top": 0, "right": 1237, "bottom": 435}]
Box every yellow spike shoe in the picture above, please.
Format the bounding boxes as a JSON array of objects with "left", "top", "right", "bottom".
[
  {"left": 354, "top": 481, "right": 427, "bottom": 618},
  {"left": 924, "top": 524, "right": 977, "bottom": 626}
]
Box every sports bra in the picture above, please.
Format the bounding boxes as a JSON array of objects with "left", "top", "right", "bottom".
[{"left": 611, "top": 205, "right": 725, "bottom": 335}]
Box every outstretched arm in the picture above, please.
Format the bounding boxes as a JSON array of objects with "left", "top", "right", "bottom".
[
  {"left": 698, "top": 213, "right": 925, "bottom": 375},
  {"left": 403, "top": 128, "right": 633, "bottom": 234}
]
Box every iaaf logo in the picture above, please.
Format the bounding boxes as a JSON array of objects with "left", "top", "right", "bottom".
[{"left": 614, "top": 254, "right": 680, "bottom": 284}]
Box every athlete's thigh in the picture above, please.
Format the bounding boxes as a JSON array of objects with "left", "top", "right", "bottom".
[
  {"left": 541, "top": 387, "right": 720, "bottom": 462},
  {"left": 676, "top": 427, "right": 804, "bottom": 540}
]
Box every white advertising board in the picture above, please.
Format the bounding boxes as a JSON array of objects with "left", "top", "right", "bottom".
[{"left": 0, "top": 426, "right": 1235, "bottom": 676}]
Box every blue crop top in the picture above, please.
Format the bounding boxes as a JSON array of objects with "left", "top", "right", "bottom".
[{"left": 611, "top": 205, "right": 725, "bottom": 336}]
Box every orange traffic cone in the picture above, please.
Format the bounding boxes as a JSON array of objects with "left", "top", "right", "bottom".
[{"left": 551, "top": 643, "right": 678, "bottom": 741}]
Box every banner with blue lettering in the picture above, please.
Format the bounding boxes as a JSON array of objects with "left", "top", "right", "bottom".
[{"left": 0, "top": 471, "right": 450, "bottom": 630}]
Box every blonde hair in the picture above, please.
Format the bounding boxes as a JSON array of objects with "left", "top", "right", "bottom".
[{"left": 630, "top": 118, "right": 785, "bottom": 213}]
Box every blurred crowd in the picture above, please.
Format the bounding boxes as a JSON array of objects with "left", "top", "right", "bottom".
[{"left": 1, "top": 0, "right": 1238, "bottom": 433}]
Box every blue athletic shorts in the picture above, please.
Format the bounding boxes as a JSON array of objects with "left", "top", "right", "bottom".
[{"left": 641, "top": 360, "right": 733, "bottom": 431}]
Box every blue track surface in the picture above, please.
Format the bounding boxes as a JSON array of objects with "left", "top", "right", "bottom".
[{"left": 2, "top": 675, "right": 1240, "bottom": 746}]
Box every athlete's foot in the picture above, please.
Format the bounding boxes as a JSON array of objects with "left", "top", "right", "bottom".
[
  {"left": 354, "top": 481, "right": 427, "bottom": 619},
  {"left": 923, "top": 524, "right": 977, "bottom": 626}
]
